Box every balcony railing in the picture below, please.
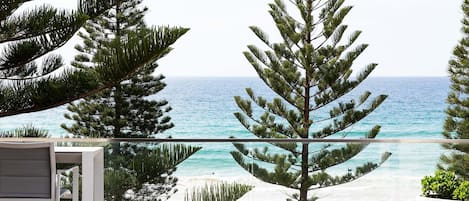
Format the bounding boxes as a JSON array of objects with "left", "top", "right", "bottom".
[{"left": 0, "top": 138, "right": 467, "bottom": 201}]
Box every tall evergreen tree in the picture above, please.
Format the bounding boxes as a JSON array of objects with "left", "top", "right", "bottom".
[
  {"left": 61, "top": 0, "right": 173, "bottom": 139},
  {"left": 440, "top": 0, "right": 469, "bottom": 181},
  {"left": 60, "top": 0, "right": 200, "bottom": 200},
  {"left": 0, "top": 0, "right": 187, "bottom": 118},
  {"left": 231, "top": 0, "right": 391, "bottom": 200}
]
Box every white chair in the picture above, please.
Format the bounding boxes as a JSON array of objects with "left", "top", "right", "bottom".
[{"left": 0, "top": 142, "right": 78, "bottom": 201}]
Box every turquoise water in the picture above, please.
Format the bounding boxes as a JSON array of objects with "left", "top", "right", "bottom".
[{"left": 0, "top": 77, "right": 451, "bottom": 177}]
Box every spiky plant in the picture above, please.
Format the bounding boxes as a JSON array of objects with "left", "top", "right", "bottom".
[
  {"left": 184, "top": 182, "right": 253, "bottom": 201},
  {"left": 0, "top": 124, "right": 48, "bottom": 137}
]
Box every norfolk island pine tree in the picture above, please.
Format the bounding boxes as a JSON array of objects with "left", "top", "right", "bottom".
[
  {"left": 1, "top": 1, "right": 195, "bottom": 199},
  {"left": 60, "top": 0, "right": 201, "bottom": 200},
  {"left": 230, "top": 0, "right": 391, "bottom": 200},
  {"left": 440, "top": 0, "right": 469, "bottom": 181}
]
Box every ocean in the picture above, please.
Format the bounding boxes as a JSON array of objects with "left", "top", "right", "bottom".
[{"left": 0, "top": 77, "right": 452, "bottom": 178}]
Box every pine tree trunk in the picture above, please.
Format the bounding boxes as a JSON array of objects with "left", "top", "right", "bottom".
[
  {"left": 300, "top": 1, "right": 313, "bottom": 199},
  {"left": 113, "top": 85, "right": 123, "bottom": 138},
  {"left": 113, "top": 0, "right": 122, "bottom": 140},
  {"left": 112, "top": 88, "right": 121, "bottom": 153},
  {"left": 111, "top": 80, "right": 122, "bottom": 153},
  {"left": 300, "top": 143, "right": 309, "bottom": 201},
  {"left": 300, "top": 75, "right": 311, "bottom": 201}
]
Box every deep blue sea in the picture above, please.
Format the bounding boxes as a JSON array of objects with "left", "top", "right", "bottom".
[{"left": 0, "top": 77, "right": 452, "bottom": 178}]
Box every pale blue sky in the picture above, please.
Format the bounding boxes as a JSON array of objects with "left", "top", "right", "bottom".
[{"left": 25, "top": 0, "right": 464, "bottom": 77}]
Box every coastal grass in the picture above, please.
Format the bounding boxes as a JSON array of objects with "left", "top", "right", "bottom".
[{"left": 184, "top": 182, "right": 253, "bottom": 201}]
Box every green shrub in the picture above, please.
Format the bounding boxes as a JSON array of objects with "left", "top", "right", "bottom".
[
  {"left": 185, "top": 182, "right": 253, "bottom": 201},
  {"left": 421, "top": 170, "right": 461, "bottom": 199},
  {"left": 0, "top": 124, "right": 49, "bottom": 137},
  {"left": 454, "top": 181, "right": 469, "bottom": 201}
]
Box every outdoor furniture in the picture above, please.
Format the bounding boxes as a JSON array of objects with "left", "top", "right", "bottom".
[
  {"left": 55, "top": 146, "right": 104, "bottom": 201},
  {"left": 57, "top": 166, "right": 79, "bottom": 201},
  {"left": 0, "top": 142, "right": 78, "bottom": 201}
]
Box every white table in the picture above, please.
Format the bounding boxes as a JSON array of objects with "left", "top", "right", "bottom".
[{"left": 55, "top": 147, "right": 104, "bottom": 201}]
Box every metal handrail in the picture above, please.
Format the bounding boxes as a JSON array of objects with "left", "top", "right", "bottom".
[{"left": 0, "top": 137, "right": 469, "bottom": 144}]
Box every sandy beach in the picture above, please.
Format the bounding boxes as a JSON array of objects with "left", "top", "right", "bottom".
[{"left": 169, "top": 171, "right": 424, "bottom": 201}]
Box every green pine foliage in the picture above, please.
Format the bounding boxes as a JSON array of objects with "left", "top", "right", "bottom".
[
  {"left": 106, "top": 144, "right": 202, "bottom": 201},
  {"left": 231, "top": 0, "right": 390, "bottom": 200},
  {"left": 0, "top": 0, "right": 112, "bottom": 79},
  {"left": 440, "top": 0, "right": 469, "bottom": 181},
  {"left": 61, "top": 0, "right": 174, "bottom": 138},
  {"left": 62, "top": 66, "right": 173, "bottom": 138},
  {"left": 104, "top": 168, "right": 138, "bottom": 201},
  {"left": 60, "top": 0, "right": 200, "bottom": 200},
  {"left": 0, "top": 0, "right": 186, "bottom": 118},
  {"left": 184, "top": 182, "right": 254, "bottom": 201}
]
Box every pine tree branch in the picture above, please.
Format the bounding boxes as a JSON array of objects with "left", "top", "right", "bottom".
[
  {"left": 0, "top": 72, "right": 51, "bottom": 80},
  {"left": 0, "top": 0, "right": 114, "bottom": 79},
  {"left": 311, "top": 63, "right": 377, "bottom": 112},
  {"left": 313, "top": 0, "right": 329, "bottom": 11},
  {"left": 247, "top": 63, "right": 303, "bottom": 110},
  {"left": 309, "top": 143, "right": 367, "bottom": 172},
  {"left": 0, "top": 26, "right": 188, "bottom": 117},
  {"left": 291, "top": 144, "right": 334, "bottom": 167},
  {"left": 236, "top": 94, "right": 303, "bottom": 137},
  {"left": 312, "top": 95, "right": 386, "bottom": 138},
  {"left": 0, "top": 31, "right": 76, "bottom": 71},
  {"left": 307, "top": 154, "right": 391, "bottom": 191},
  {"left": 313, "top": 91, "right": 371, "bottom": 123},
  {"left": 311, "top": 30, "right": 325, "bottom": 41},
  {"left": 246, "top": 46, "right": 304, "bottom": 98},
  {"left": 269, "top": 3, "right": 307, "bottom": 67},
  {"left": 231, "top": 150, "right": 300, "bottom": 189},
  {"left": 0, "top": 0, "right": 32, "bottom": 22},
  {"left": 232, "top": 143, "right": 300, "bottom": 165},
  {"left": 235, "top": 110, "right": 299, "bottom": 141},
  {"left": 0, "top": 6, "right": 87, "bottom": 43}
]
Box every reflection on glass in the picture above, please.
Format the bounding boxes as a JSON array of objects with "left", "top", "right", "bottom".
[{"left": 50, "top": 141, "right": 465, "bottom": 201}]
